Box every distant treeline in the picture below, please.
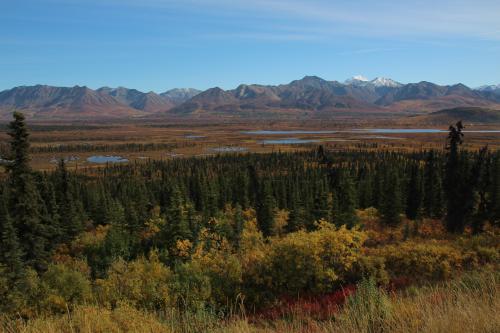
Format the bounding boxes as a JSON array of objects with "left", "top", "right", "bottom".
[
  {"left": 0, "top": 142, "right": 195, "bottom": 154},
  {"left": 0, "top": 123, "right": 110, "bottom": 131}
]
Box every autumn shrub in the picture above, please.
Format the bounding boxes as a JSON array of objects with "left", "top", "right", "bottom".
[
  {"left": 349, "top": 254, "right": 389, "bottom": 285},
  {"left": 95, "top": 251, "right": 172, "bottom": 310},
  {"left": 456, "top": 231, "right": 500, "bottom": 269},
  {"left": 372, "top": 240, "right": 463, "bottom": 281},
  {"left": 248, "top": 223, "right": 367, "bottom": 302},
  {"left": 38, "top": 263, "right": 93, "bottom": 313},
  {"left": 255, "top": 285, "right": 357, "bottom": 321},
  {"left": 190, "top": 229, "right": 243, "bottom": 310},
  {"left": 170, "top": 261, "right": 212, "bottom": 311}
]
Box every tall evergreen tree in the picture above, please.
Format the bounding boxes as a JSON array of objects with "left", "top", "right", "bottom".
[
  {"left": 0, "top": 188, "right": 24, "bottom": 283},
  {"left": 256, "top": 180, "right": 276, "bottom": 237},
  {"left": 333, "top": 172, "right": 358, "bottom": 227},
  {"left": 406, "top": 163, "right": 422, "bottom": 220},
  {"left": 312, "top": 181, "right": 331, "bottom": 223},
  {"left": 444, "top": 121, "right": 467, "bottom": 233},
  {"left": 423, "top": 151, "right": 444, "bottom": 218},
  {"left": 164, "top": 185, "right": 192, "bottom": 247},
  {"left": 6, "top": 112, "right": 48, "bottom": 271},
  {"left": 380, "top": 168, "right": 402, "bottom": 226},
  {"left": 233, "top": 204, "right": 245, "bottom": 248}
]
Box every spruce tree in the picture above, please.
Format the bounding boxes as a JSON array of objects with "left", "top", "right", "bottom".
[
  {"left": 444, "top": 121, "right": 466, "bottom": 233},
  {"left": 256, "top": 180, "right": 276, "bottom": 237},
  {"left": 423, "top": 151, "right": 444, "bottom": 218},
  {"left": 164, "top": 185, "right": 192, "bottom": 247},
  {"left": 0, "top": 189, "right": 24, "bottom": 283},
  {"left": 406, "top": 163, "right": 422, "bottom": 220},
  {"left": 333, "top": 172, "right": 358, "bottom": 227},
  {"left": 380, "top": 168, "right": 402, "bottom": 226},
  {"left": 6, "top": 112, "right": 48, "bottom": 271},
  {"left": 312, "top": 181, "right": 331, "bottom": 223},
  {"left": 233, "top": 204, "right": 245, "bottom": 248}
]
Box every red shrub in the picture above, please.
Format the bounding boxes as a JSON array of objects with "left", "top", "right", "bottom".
[{"left": 253, "top": 285, "right": 357, "bottom": 321}]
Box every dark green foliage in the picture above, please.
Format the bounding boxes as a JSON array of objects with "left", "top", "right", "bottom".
[
  {"left": 0, "top": 190, "right": 24, "bottom": 284},
  {"left": 406, "top": 163, "right": 422, "bottom": 220},
  {"left": 380, "top": 168, "right": 402, "bottom": 226},
  {"left": 256, "top": 180, "right": 276, "bottom": 237},
  {"left": 162, "top": 185, "right": 192, "bottom": 251},
  {"left": 55, "top": 159, "right": 83, "bottom": 241},
  {"left": 332, "top": 171, "right": 358, "bottom": 227},
  {"left": 7, "top": 112, "right": 48, "bottom": 271},
  {"left": 423, "top": 151, "right": 444, "bottom": 218},
  {"left": 444, "top": 121, "right": 468, "bottom": 233}
]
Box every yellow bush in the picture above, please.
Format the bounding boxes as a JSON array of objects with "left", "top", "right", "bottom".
[
  {"left": 250, "top": 223, "right": 367, "bottom": 299},
  {"left": 95, "top": 251, "right": 172, "bottom": 310},
  {"left": 190, "top": 228, "right": 243, "bottom": 308},
  {"left": 372, "top": 240, "right": 463, "bottom": 281},
  {"left": 39, "top": 263, "right": 93, "bottom": 313}
]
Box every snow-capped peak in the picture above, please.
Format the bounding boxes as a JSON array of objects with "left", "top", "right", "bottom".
[
  {"left": 353, "top": 75, "right": 369, "bottom": 82},
  {"left": 345, "top": 75, "right": 369, "bottom": 84},
  {"left": 345, "top": 75, "right": 402, "bottom": 87},
  {"left": 370, "top": 77, "right": 402, "bottom": 88},
  {"left": 475, "top": 84, "right": 500, "bottom": 92}
]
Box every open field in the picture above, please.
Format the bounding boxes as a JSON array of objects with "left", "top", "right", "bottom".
[{"left": 1, "top": 119, "right": 499, "bottom": 170}]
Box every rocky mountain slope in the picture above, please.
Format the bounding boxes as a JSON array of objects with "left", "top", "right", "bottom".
[{"left": 1, "top": 76, "right": 499, "bottom": 120}]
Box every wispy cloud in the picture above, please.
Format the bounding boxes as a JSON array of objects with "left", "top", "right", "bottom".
[{"left": 65, "top": 0, "right": 500, "bottom": 40}]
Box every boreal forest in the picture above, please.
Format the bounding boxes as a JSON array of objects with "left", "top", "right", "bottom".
[{"left": 0, "top": 112, "right": 499, "bottom": 332}]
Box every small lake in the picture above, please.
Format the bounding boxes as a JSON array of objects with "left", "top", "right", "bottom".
[
  {"left": 244, "top": 128, "right": 500, "bottom": 135},
  {"left": 358, "top": 136, "right": 404, "bottom": 140},
  {"left": 262, "top": 138, "right": 320, "bottom": 145},
  {"left": 354, "top": 129, "right": 445, "bottom": 134},
  {"left": 87, "top": 155, "right": 129, "bottom": 163},
  {"left": 210, "top": 146, "right": 248, "bottom": 153},
  {"left": 244, "top": 130, "right": 337, "bottom": 135},
  {"left": 185, "top": 135, "right": 206, "bottom": 139},
  {"left": 354, "top": 129, "right": 500, "bottom": 134}
]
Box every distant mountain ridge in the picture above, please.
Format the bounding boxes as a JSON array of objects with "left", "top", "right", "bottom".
[
  {"left": 0, "top": 77, "right": 499, "bottom": 120},
  {"left": 0, "top": 85, "right": 201, "bottom": 119},
  {"left": 170, "top": 76, "right": 500, "bottom": 116}
]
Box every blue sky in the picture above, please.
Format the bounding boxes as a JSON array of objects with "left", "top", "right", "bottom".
[{"left": 1, "top": 0, "right": 499, "bottom": 92}]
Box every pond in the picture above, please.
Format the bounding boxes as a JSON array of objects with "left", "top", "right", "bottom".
[
  {"left": 86, "top": 155, "right": 129, "bottom": 163},
  {"left": 185, "top": 135, "right": 206, "bottom": 139},
  {"left": 245, "top": 129, "right": 500, "bottom": 135},
  {"left": 357, "top": 136, "right": 404, "bottom": 140},
  {"left": 244, "top": 130, "right": 337, "bottom": 135},
  {"left": 210, "top": 147, "right": 248, "bottom": 152},
  {"left": 353, "top": 129, "right": 445, "bottom": 134},
  {"left": 261, "top": 138, "right": 320, "bottom": 145}
]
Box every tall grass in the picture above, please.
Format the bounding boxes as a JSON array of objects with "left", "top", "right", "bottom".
[{"left": 2, "top": 271, "right": 498, "bottom": 333}]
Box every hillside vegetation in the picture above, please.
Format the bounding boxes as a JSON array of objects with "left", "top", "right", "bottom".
[{"left": 0, "top": 114, "right": 499, "bottom": 332}]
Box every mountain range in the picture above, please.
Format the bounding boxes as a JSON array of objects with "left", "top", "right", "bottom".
[{"left": 0, "top": 77, "right": 499, "bottom": 120}]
